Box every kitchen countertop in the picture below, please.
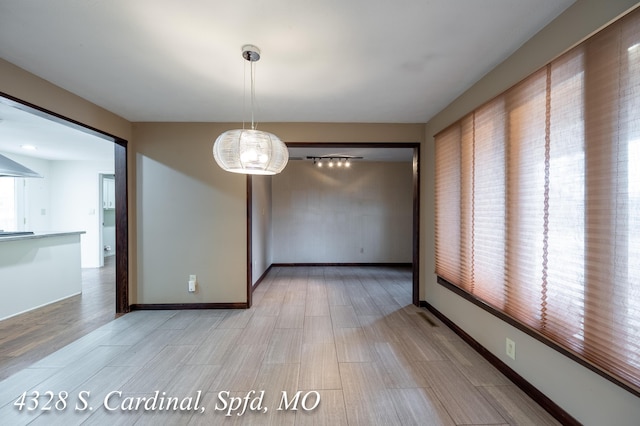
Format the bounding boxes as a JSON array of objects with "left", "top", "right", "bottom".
[{"left": 0, "top": 231, "right": 86, "bottom": 242}]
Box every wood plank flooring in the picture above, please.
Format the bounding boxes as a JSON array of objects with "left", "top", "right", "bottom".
[
  {"left": 0, "top": 266, "right": 560, "bottom": 425},
  {"left": 0, "top": 257, "right": 117, "bottom": 381}
]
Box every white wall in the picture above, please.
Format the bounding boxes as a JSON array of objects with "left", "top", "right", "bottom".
[
  {"left": 49, "top": 160, "right": 114, "bottom": 268},
  {"left": 422, "top": 1, "right": 640, "bottom": 424},
  {"left": 2, "top": 153, "right": 114, "bottom": 268},
  {"left": 272, "top": 161, "right": 413, "bottom": 263},
  {"left": 252, "top": 175, "right": 272, "bottom": 284}
]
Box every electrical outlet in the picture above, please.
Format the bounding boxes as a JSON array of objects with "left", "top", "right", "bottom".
[
  {"left": 188, "top": 275, "right": 197, "bottom": 292},
  {"left": 506, "top": 338, "right": 516, "bottom": 360}
]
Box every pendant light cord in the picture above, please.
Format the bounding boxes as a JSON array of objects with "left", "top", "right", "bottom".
[
  {"left": 251, "top": 59, "right": 256, "bottom": 130},
  {"left": 242, "top": 58, "right": 247, "bottom": 130}
]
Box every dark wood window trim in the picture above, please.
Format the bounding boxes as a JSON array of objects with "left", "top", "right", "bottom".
[{"left": 436, "top": 275, "right": 640, "bottom": 398}]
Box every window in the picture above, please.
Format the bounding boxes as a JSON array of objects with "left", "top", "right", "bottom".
[
  {"left": 0, "top": 178, "right": 17, "bottom": 231},
  {"left": 435, "top": 9, "right": 640, "bottom": 395},
  {"left": 625, "top": 39, "right": 640, "bottom": 382},
  {"left": 0, "top": 176, "right": 26, "bottom": 231}
]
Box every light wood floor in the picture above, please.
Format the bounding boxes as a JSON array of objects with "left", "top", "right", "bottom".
[
  {"left": 0, "top": 266, "right": 560, "bottom": 425},
  {"left": 0, "top": 256, "right": 116, "bottom": 380}
]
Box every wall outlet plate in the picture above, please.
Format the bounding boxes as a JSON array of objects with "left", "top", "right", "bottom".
[{"left": 506, "top": 337, "right": 516, "bottom": 360}]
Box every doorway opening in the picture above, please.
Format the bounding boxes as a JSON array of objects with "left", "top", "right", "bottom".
[
  {"left": 246, "top": 142, "right": 420, "bottom": 307},
  {"left": 100, "top": 173, "right": 116, "bottom": 267},
  {"left": 0, "top": 92, "right": 129, "bottom": 314}
]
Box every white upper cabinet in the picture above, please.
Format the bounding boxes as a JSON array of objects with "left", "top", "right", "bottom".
[{"left": 103, "top": 177, "right": 115, "bottom": 210}]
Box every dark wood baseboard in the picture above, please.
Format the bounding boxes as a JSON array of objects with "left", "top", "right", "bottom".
[
  {"left": 271, "top": 262, "right": 412, "bottom": 268},
  {"left": 130, "top": 302, "right": 248, "bottom": 310},
  {"left": 251, "top": 265, "right": 273, "bottom": 292},
  {"left": 419, "top": 301, "right": 579, "bottom": 426}
]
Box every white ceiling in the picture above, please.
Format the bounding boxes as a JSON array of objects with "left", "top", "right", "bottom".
[
  {"left": 0, "top": 101, "right": 113, "bottom": 161},
  {"left": 0, "top": 0, "right": 574, "bottom": 125},
  {"left": 0, "top": 0, "right": 574, "bottom": 162}
]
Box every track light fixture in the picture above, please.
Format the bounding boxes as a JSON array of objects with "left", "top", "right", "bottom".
[{"left": 306, "top": 156, "right": 362, "bottom": 169}]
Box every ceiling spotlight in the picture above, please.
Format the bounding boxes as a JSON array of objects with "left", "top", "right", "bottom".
[
  {"left": 317, "top": 159, "right": 323, "bottom": 167},
  {"left": 345, "top": 159, "right": 351, "bottom": 167},
  {"left": 328, "top": 158, "right": 334, "bottom": 168},
  {"left": 337, "top": 158, "right": 343, "bottom": 167}
]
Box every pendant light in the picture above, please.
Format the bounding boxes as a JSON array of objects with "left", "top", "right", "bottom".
[{"left": 213, "top": 45, "right": 288, "bottom": 175}]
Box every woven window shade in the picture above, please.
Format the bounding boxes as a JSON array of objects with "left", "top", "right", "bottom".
[
  {"left": 434, "top": 8, "right": 640, "bottom": 394},
  {"left": 434, "top": 125, "right": 462, "bottom": 285}
]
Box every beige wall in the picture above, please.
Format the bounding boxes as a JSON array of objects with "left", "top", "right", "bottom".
[
  {"left": 133, "top": 123, "right": 248, "bottom": 303},
  {"left": 252, "top": 175, "right": 273, "bottom": 285},
  {"left": 422, "top": 1, "right": 640, "bottom": 424},
  {"left": 0, "top": 59, "right": 131, "bottom": 140},
  {"left": 272, "top": 161, "right": 413, "bottom": 263},
  {"left": 133, "top": 122, "right": 423, "bottom": 303},
  {"left": 1, "top": 55, "right": 424, "bottom": 305},
  {"left": 258, "top": 122, "right": 425, "bottom": 144}
]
